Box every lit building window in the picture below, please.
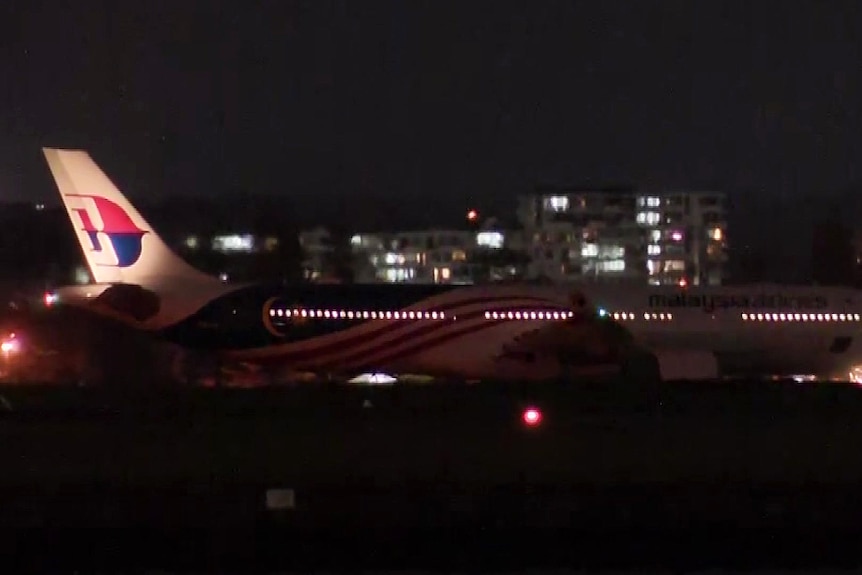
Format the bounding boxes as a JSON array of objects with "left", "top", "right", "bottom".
[
  {"left": 476, "top": 232, "right": 504, "bottom": 249},
  {"left": 379, "top": 268, "right": 415, "bottom": 282},
  {"left": 212, "top": 234, "right": 255, "bottom": 252},
  {"left": 636, "top": 211, "right": 661, "bottom": 225},
  {"left": 544, "top": 196, "right": 570, "bottom": 212},
  {"left": 637, "top": 196, "right": 661, "bottom": 208},
  {"left": 597, "top": 259, "right": 625, "bottom": 272},
  {"left": 433, "top": 267, "right": 452, "bottom": 282}
]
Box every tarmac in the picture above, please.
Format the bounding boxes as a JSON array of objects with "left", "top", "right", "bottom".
[{"left": 3, "top": 378, "right": 862, "bottom": 570}]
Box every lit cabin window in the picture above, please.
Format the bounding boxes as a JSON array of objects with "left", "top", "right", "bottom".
[
  {"left": 266, "top": 306, "right": 589, "bottom": 323},
  {"left": 605, "top": 311, "right": 672, "bottom": 321},
  {"left": 741, "top": 312, "right": 860, "bottom": 322},
  {"left": 264, "top": 305, "right": 693, "bottom": 327}
]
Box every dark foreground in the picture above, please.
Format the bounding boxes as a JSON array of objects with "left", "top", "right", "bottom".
[{"left": 3, "top": 379, "right": 862, "bottom": 571}]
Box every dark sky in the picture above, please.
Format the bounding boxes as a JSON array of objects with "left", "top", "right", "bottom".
[{"left": 1, "top": 1, "right": 861, "bottom": 246}]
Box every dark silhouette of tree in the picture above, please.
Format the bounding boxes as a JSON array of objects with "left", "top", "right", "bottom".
[
  {"left": 727, "top": 245, "right": 766, "bottom": 284},
  {"left": 811, "top": 207, "right": 855, "bottom": 286},
  {"left": 0, "top": 206, "right": 82, "bottom": 282},
  {"left": 322, "top": 227, "right": 357, "bottom": 283},
  {"left": 469, "top": 248, "right": 531, "bottom": 283},
  {"left": 248, "top": 234, "right": 304, "bottom": 282}
]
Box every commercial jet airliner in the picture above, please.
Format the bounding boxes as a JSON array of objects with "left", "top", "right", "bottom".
[
  {"left": 40, "top": 147, "right": 862, "bottom": 383},
  {"left": 41, "top": 148, "right": 635, "bottom": 383}
]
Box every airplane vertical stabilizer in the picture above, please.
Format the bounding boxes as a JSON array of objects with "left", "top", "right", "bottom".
[{"left": 42, "top": 148, "right": 217, "bottom": 287}]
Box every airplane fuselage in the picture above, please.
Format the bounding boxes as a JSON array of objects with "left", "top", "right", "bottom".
[
  {"left": 52, "top": 280, "right": 862, "bottom": 381},
  {"left": 56, "top": 281, "right": 631, "bottom": 381},
  {"left": 579, "top": 283, "right": 862, "bottom": 379}
]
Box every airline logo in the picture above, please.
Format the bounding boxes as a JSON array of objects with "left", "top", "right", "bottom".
[
  {"left": 648, "top": 292, "right": 828, "bottom": 313},
  {"left": 64, "top": 194, "right": 148, "bottom": 268}
]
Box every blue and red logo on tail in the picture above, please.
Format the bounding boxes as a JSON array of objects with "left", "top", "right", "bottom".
[{"left": 65, "top": 194, "right": 147, "bottom": 268}]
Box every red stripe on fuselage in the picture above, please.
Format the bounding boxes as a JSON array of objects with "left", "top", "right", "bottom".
[
  {"left": 351, "top": 315, "right": 527, "bottom": 373},
  {"left": 246, "top": 294, "right": 566, "bottom": 360},
  {"left": 244, "top": 303, "right": 581, "bottom": 370}
]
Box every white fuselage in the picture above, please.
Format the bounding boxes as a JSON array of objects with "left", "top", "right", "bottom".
[
  {"left": 579, "top": 283, "right": 862, "bottom": 378},
  {"left": 52, "top": 280, "right": 862, "bottom": 382}
]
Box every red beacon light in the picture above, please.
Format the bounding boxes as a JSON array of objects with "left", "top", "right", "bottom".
[{"left": 522, "top": 407, "right": 543, "bottom": 427}]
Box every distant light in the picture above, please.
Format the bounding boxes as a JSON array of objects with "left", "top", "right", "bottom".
[
  {"left": 522, "top": 407, "right": 543, "bottom": 427},
  {"left": 467, "top": 209, "right": 479, "bottom": 222},
  {"left": 44, "top": 292, "right": 57, "bottom": 306},
  {"left": 598, "top": 307, "right": 608, "bottom": 317},
  {"left": 219, "top": 273, "right": 229, "bottom": 282},
  {"left": 678, "top": 278, "right": 688, "bottom": 288},
  {"left": 1, "top": 339, "right": 19, "bottom": 354},
  {"left": 670, "top": 231, "right": 683, "bottom": 241}
]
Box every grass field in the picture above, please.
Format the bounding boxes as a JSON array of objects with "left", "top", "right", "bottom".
[{"left": 3, "top": 379, "right": 862, "bottom": 570}]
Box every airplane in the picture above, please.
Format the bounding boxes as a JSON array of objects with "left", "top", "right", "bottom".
[
  {"left": 43, "top": 148, "right": 862, "bottom": 384},
  {"left": 573, "top": 282, "right": 862, "bottom": 382},
  {"left": 40, "top": 148, "right": 640, "bottom": 384}
]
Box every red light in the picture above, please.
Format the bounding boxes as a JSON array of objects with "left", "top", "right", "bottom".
[
  {"left": 522, "top": 407, "right": 542, "bottom": 426},
  {"left": 467, "top": 209, "right": 478, "bottom": 221},
  {"left": 678, "top": 278, "right": 688, "bottom": 288}
]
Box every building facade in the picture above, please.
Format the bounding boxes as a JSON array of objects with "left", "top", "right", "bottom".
[
  {"left": 517, "top": 188, "right": 728, "bottom": 286},
  {"left": 349, "top": 225, "right": 527, "bottom": 285}
]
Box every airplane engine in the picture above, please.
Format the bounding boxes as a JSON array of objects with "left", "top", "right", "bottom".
[
  {"left": 620, "top": 348, "right": 719, "bottom": 382},
  {"left": 652, "top": 349, "right": 720, "bottom": 381}
]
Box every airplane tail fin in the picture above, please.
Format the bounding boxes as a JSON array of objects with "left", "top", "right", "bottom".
[{"left": 42, "top": 148, "right": 217, "bottom": 287}]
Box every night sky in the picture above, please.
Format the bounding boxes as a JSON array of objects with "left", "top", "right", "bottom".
[{"left": 1, "top": 1, "right": 861, "bottom": 273}]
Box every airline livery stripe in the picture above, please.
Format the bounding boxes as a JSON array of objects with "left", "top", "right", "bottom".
[
  {"left": 351, "top": 318, "right": 514, "bottom": 372},
  {"left": 314, "top": 304, "right": 571, "bottom": 369},
  {"left": 252, "top": 301, "right": 572, "bottom": 364},
  {"left": 253, "top": 303, "right": 575, "bottom": 369},
  {"left": 253, "top": 295, "right": 570, "bottom": 358},
  {"left": 287, "top": 304, "right": 572, "bottom": 368}
]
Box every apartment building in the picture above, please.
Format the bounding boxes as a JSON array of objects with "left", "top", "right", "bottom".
[
  {"left": 349, "top": 220, "right": 527, "bottom": 284},
  {"left": 517, "top": 188, "right": 727, "bottom": 286}
]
